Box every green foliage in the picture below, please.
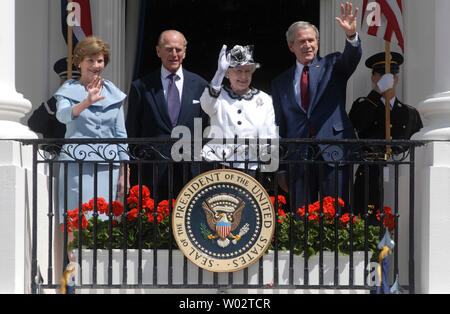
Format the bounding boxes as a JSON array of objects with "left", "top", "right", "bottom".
[
  {"left": 269, "top": 208, "right": 386, "bottom": 260},
  {"left": 69, "top": 214, "right": 176, "bottom": 251}
]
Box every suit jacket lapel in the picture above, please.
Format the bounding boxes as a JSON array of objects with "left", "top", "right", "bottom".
[
  {"left": 286, "top": 66, "right": 300, "bottom": 112},
  {"left": 307, "top": 58, "right": 322, "bottom": 114},
  {"left": 150, "top": 70, "right": 172, "bottom": 129}
]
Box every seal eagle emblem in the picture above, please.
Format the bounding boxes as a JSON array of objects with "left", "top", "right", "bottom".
[
  {"left": 172, "top": 169, "right": 275, "bottom": 272},
  {"left": 201, "top": 194, "right": 250, "bottom": 248}
]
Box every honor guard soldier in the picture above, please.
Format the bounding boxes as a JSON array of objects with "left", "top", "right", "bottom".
[
  {"left": 349, "top": 52, "right": 423, "bottom": 224},
  {"left": 27, "top": 58, "right": 81, "bottom": 153}
]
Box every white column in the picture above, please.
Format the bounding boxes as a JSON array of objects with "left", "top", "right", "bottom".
[
  {"left": 406, "top": 0, "right": 450, "bottom": 294},
  {"left": 90, "top": 0, "right": 127, "bottom": 93},
  {"left": 0, "top": 0, "right": 37, "bottom": 140},
  {"left": 409, "top": 0, "right": 450, "bottom": 140},
  {"left": 0, "top": 0, "right": 39, "bottom": 294}
]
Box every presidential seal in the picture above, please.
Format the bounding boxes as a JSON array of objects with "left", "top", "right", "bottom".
[{"left": 172, "top": 169, "right": 275, "bottom": 272}]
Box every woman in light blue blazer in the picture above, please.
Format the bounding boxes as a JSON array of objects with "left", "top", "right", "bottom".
[{"left": 55, "top": 36, "right": 129, "bottom": 226}]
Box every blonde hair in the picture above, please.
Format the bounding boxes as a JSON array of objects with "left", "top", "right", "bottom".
[{"left": 73, "top": 36, "right": 110, "bottom": 68}]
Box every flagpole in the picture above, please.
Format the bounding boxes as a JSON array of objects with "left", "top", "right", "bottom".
[
  {"left": 384, "top": 41, "right": 392, "bottom": 157},
  {"left": 67, "top": 0, "right": 73, "bottom": 80}
]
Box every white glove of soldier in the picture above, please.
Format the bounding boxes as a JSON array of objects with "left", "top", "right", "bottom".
[
  {"left": 210, "top": 45, "right": 231, "bottom": 91},
  {"left": 376, "top": 73, "right": 394, "bottom": 93}
]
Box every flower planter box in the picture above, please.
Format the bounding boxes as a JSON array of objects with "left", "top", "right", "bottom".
[
  {"left": 262, "top": 250, "right": 372, "bottom": 286},
  {"left": 72, "top": 249, "right": 372, "bottom": 288}
]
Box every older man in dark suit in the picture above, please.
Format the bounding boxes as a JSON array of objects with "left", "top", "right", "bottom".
[
  {"left": 271, "top": 2, "right": 361, "bottom": 211},
  {"left": 126, "top": 30, "right": 208, "bottom": 201}
]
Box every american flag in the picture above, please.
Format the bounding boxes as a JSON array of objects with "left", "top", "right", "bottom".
[
  {"left": 61, "top": 0, "right": 93, "bottom": 48},
  {"left": 361, "top": 0, "right": 404, "bottom": 53}
]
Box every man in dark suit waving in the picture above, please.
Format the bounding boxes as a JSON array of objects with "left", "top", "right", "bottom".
[
  {"left": 126, "top": 30, "right": 208, "bottom": 201},
  {"left": 272, "top": 2, "right": 361, "bottom": 211}
]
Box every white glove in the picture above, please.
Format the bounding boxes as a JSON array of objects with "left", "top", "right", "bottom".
[
  {"left": 376, "top": 73, "right": 394, "bottom": 93},
  {"left": 210, "top": 45, "right": 231, "bottom": 90}
]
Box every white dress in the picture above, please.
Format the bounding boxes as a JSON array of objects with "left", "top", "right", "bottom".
[{"left": 200, "top": 85, "right": 278, "bottom": 170}]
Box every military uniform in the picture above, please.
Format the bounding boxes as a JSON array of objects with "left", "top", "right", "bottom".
[
  {"left": 349, "top": 52, "right": 423, "bottom": 223},
  {"left": 350, "top": 90, "right": 423, "bottom": 141},
  {"left": 27, "top": 58, "right": 80, "bottom": 154}
]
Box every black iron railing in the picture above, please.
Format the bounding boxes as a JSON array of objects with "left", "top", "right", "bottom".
[{"left": 24, "top": 138, "right": 425, "bottom": 294}]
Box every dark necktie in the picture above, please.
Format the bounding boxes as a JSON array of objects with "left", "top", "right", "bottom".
[
  {"left": 300, "top": 65, "right": 309, "bottom": 111},
  {"left": 301, "top": 65, "right": 314, "bottom": 137},
  {"left": 167, "top": 73, "right": 181, "bottom": 127}
]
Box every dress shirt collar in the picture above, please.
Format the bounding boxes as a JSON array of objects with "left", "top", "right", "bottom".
[
  {"left": 381, "top": 96, "right": 397, "bottom": 110},
  {"left": 161, "top": 65, "right": 183, "bottom": 80},
  {"left": 295, "top": 60, "right": 310, "bottom": 78}
]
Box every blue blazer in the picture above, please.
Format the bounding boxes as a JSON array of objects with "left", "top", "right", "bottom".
[
  {"left": 55, "top": 79, "right": 128, "bottom": 162},
  {"left": 272, "top": 39, "right": 362, "bottom": 162},
  {"left": 126, "top": 68, "right": 208, "bottom": 196}
]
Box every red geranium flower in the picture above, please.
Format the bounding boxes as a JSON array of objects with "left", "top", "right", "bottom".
[
  {"left": 127, "top": 185, "right": 153, "bottom": 211},
  {"left": 89, "top": 197, "right": 109, "bottom": 215},
  {"left": 81, "top": 202, "right": 92, "bottom": 212},
  {"left": 143, "top": 198, "right": 155, "bottom": 211},
  {"left": 377, "top": 206, "right": 395, "bottom": 231},
  {"left": 277, "top": 208, "right": 287, "bottom": 224},
  {"left": 129, "top": 185, "right": 150, "bottom": 200},
  {"left": 112, "top": 200, "right": 124, "bottom": 217},
  {"left": 157, "top": 199, "right": 175, "bottom": 216},
  {"left": 147, "top": 212, "right": 165, "bottom": 224},
  {"left": 339, "top": 213, "right": 357, "bottom": 227},
  {"left": 127, "top": 208, "right": 139, "bottom": 222},
  {"left": 66, "top": 208, "right": 89, "bottom": 230},
  {"left": 127, "top": 195, "right": 139, "bottom": 209},
  {"left": 297, "top": 197, "right": 345, "bottom": 223},
  {"left": 270, "top": 195, "right": 287, "bottom": 209}
]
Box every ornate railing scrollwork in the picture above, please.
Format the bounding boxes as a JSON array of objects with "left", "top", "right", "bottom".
[{"left": 28, "top": 138, "right": 426, "bottom": 165}]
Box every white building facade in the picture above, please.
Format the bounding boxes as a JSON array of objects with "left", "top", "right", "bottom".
[{"left": 0, "top": 0, "right": 449, "bottom": 293}]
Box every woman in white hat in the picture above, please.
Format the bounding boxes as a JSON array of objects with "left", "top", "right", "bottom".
[{"left": 200, "top": 45, "right": 278, "bottom": 173}]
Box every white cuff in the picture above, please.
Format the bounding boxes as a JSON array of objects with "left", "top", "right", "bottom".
[{"left": 346, "top": 33, "right": 359, "bottom": 47}]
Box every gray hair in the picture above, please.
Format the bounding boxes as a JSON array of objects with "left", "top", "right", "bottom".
[
  {"left": 285, "top": 21, "right": 320, "bottom": 43},
  {"left": 157, "top": 30, "right": 188, "bottom": 47}
]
